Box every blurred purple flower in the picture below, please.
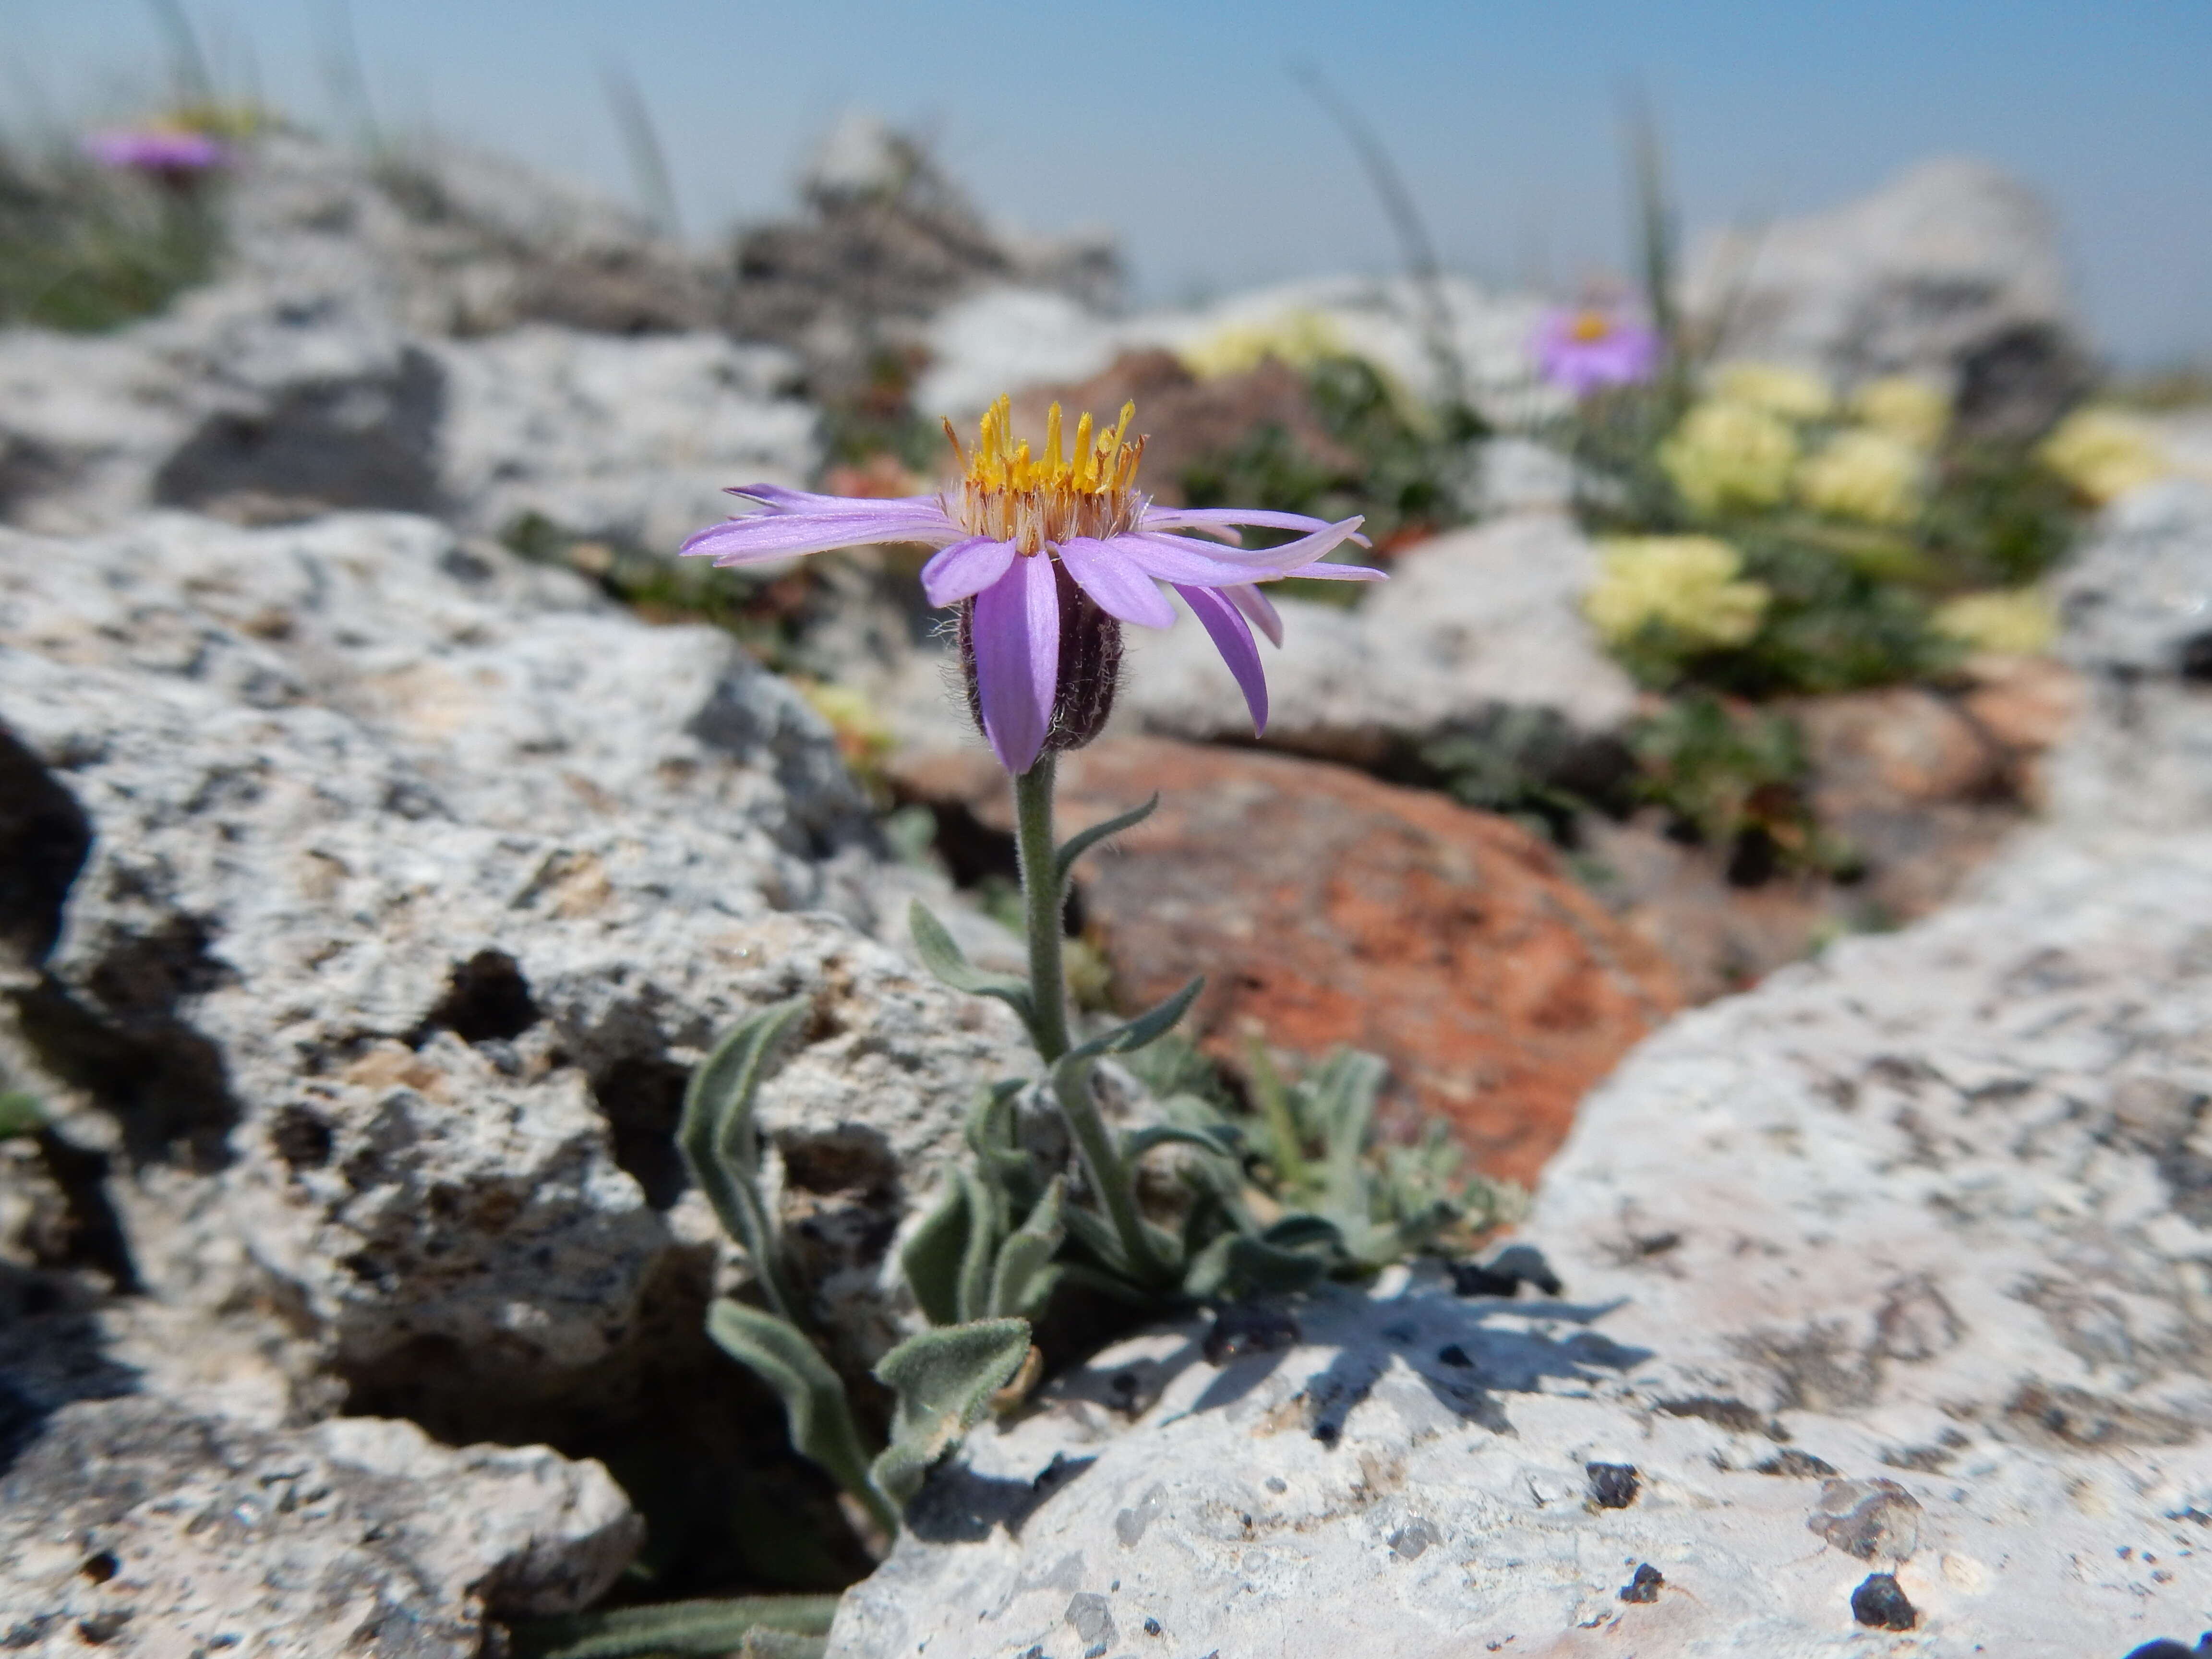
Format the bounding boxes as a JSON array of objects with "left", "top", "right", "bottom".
[
  {"left": 682, "top": 396, "right": 1384, "bottom": 774},
  {"left": 85, "top": 128, "right": 229, "bottom": 179},
  {"left": 1535, "top": 307, "right": 1660, "bottom": 397}
]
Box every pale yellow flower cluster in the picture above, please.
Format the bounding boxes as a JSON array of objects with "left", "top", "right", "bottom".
[
  {"left": 1851, "top": 376, "right": 1950, "bottom": 449},
  {"left": 1931, "top": 589, "right": 2058, "bottom": 656},
  {"left": 1659, "top": 400, "right": 1799, "bottom": 513},
  {"left": 1584, "top": 535, "right": 1770, "bottom": 650},
  {"left": 1794, "top": 428, "right": 1925, "bottom": 525},
  {"left": 2036, "top": 408, "right": 2172, "bottom": 505},
  {"left": 1661, "top": 362, "right": 1949, "bottom": 527},
  {"left": 1178, "top": 310, "right": 1350, "bottom": 380},
  {"left": 1710, "top": 362, "right": 1834, "bottom": 421}
]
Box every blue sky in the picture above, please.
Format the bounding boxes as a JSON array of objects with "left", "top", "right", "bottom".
[{"left": 10, "top": 0, "right": 2209, "bottom": 364}]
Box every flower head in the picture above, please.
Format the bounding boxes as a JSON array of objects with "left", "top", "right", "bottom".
[
  {"left": 1533, "top": 307, "right": 1660, "bottom": 397},
  {"left": 1178, "top": 309, "right": 1348, "bottom": 379},
  {"left": 1851, "top": 376, "right": 1949, "bottom": 451},
  {"left": 1931, "top": 589, "right": 2057, "bottom": 657},
  {"left": 1659, "top": 399, "right": 1799, "bottom": 515},
  {"left": 1709, "top": 361, "right": 1834, "bottom": 422},
  {"left": 1585, "top": 535, "right": 1768, "bottom": 652},
  {"left": 2037, "top": 407, "right": 2170, "bottom": 505},
  {"left": 85, "top": 127, "right": 229, "bottom": 181},
  {"left": 681, "top": 396, "right": 1382, "bottom": 773},
  {"left": 1795, "top": 428, "right": 1926, "bottom": 525}
]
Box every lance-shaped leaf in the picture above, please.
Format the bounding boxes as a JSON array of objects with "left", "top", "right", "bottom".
[
  {"left": 510, "top": 1595, "right": 839, "bottom": 1659},
  {"left": 679, "top": 1000, "right": 808, "bottom": 1322},
  {"left": 740, "top": 1634, "right": 829, "bottom": 1659},
  {"left": 953, "top": 1164, "right": 1004, "bottom": 1324},
  {"left": 0, "top": 1092, "right": 46, "bottom": 1140},
  {"left": 989, "top": 1175, "right": 1067, "bottom": 1320},
  {"left": 1057, "top": 1201, "right": 1133, "bottom": 1278},
  {"left": 869, "top": 1318, "right": 1033, "bottom": 1510},
  {"left": 1121, "top": 1123, "right": 1242, "bottom": 1165},
  {"left": 900, "top": 1177, "right": 971, "bottom": 1328},
  {"left": 1182, "top": 1230, "right": 1328, "bottom": 1301},
  {"left": 909, "top": 901, "right": 1037, "bottom": 1038},
  {"left": 1052, "top": 793, "right": 1158, "bottom": 891},
  {"left": 1061, "top": 975, "right": 1205, "bottom": 1065},
  {"left": 706, "top": 1299, "right": 893, "bottom": 1534},
  {"left": 963, "top": 1078, "right": 1037, "bottom": 1194},
  {"left": 1311, "top": 1049, "right": 1387, "bottom": 1223}
]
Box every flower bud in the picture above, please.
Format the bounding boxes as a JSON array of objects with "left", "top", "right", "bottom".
[{"left": 957, "top": 555, "right": 1122, "bottom": 761}]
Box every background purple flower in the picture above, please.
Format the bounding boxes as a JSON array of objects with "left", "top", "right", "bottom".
[
  {"left": 85, "top": 129, "right": 230, "bottom": 179},
  {"left": 1535, "top": 307, "right": 1660, "bottom": 397}
]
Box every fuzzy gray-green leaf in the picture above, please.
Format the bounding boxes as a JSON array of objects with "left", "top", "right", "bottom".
[
  {"left": 1051, "top": 793, "right": 1158, "bottom": 890},
  {"left": 509, "top": 1595, "right": 839, "bottom": 1659},
  {"left": 953, "top": 1164, "right": 1003, "bottom": 1325},
  {"left": 0, "top": 1092, "right": 46, "bottom": 1140},
  {"left": 679, "top": 1000, "right": 808, "bottom": 1322},
  {"left": 706, "top": 1299, "right": 892, "bottom": 1533},
  {"left": 1122, "top": 1123, "right": 1240, "bottom": 1164},
  {"left": 1182, "top": 1231, "right": 1328, "bottom": 1301},
  {"left": 989, "top": 1175, "right": 1067, "bottom": 1320},
  {"left": 869, "top": 1317, "right": 1032, "bottom": 1510},
  {"left": 910, "top": 901, "right": 1034, "bottom": 1009},
  {"left": 901, "top": 1178, "right": 971, "bottom": 1328},
  {"left": 1312, "top": 1050, "right": 1387, "bottom": 1220},
  {"left": 1063, "top": 975, "right": 1204, "bottom": 1064}
]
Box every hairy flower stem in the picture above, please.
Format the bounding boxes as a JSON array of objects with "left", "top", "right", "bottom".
[
  {"left": 1012, "top": 758, "right": 1164, "bottom": 1283},
  {"left": 1012, "top": 757, "right": 1073, "bottom": 1064}
]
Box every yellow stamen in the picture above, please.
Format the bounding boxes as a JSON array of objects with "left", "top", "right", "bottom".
[
  {"left": 951, "top": 394, "right": 1150, "bottom": 554},
  {"left": 1570, "top": 311, "right": 1612, "bottom": 344}
]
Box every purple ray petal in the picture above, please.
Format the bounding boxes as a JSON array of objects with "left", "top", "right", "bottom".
[
  {"left": 728, "top": 483, "right": 945, "bottom": 515},
  {"left": 972, "top": 553, "right": 1061, "bottom": 774},
  {"left": 1176, "top": 584, "right": 1268, "bottom": 734},
  {"left": 1143, "top": 506, "right": 1344, "bottom": 539},
  {"left": 1225, "top": 583, "right": 1285, "bottom": 646},
  {"left": 680, "top": 508, "right": 963, "bottom": 564},
  {"left": 1053, "top": 537, "right": 1177, "bottom": 628},
  {"left": 1115, "top": 534, "right": 1274, "bottom": 588},
  {"left": 1265, "top": 560, "right": 1386, "bottom": 582},
  {"left": 1141, "top": 517, "right": 1370, "bottom": 570},
  {"left": 921, "top": 537, "right": 1017, "bottom": 606},
  {"left": 1118, "top": 533, "right": 1385, "bottom": 588}
]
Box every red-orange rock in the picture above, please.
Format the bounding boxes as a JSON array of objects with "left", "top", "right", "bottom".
[{"left": 893, "top": 739, "right": 1681, "bottom": 1186}]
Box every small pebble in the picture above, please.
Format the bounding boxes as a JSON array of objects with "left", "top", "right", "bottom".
[
  {"left": 1618, "top": 1563, "right": 1663, "bottom": 1604},
  {"left": 1850, "top": 1572, "right": 1917, "bottom": 1631},
  {"left": 1586, "top": 1462, "right": 1639, "bottom": 1509}
]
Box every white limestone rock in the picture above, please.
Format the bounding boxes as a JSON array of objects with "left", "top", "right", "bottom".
[
  {"left": 1111, "top": 511, "right": 1637, "bottom": 764},
  {"left": 0, "top": 1394, "right": 639, "bottom": 1655},
  {"left": 0, "top": 512, "right": 1029, "bottom": 1404},
  {"left": 1683, "top": 157, "right": 2086, "bottom": 429},
  {"left": 827, "top": 494, "right": 2212, "bottom": 1658}
]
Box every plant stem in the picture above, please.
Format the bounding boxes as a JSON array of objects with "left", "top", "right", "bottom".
[
  {"left": 1011, "top": 757, "right": 1072, "bottom": 1063},
  {"left": 1013, "top": 758, "right": 1165, "bottom": 1284}
]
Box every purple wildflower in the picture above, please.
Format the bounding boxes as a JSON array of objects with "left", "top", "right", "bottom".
[
  {"left": 85, "top": 128, "right": 229, "bottom": 180},
  {"left": 1534, "top": 307, "right": 1660, "bottom": 397},
  {"left": 682, "top": 396, "right": 1383, "bottom": 774}
]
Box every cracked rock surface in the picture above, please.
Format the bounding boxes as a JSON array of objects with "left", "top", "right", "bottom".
[
  {"left": 830, "top": 489, "right": 2212, "bottom": 1657},
  {"left": 0, "top": 507, "right": 1033, "bottom": 1642},
  {"left": 0, "top": 1390, "right": 638, "bottom": 1657}
]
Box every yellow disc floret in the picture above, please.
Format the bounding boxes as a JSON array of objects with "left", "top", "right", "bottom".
[{"left": 946, "top": 395, "right": 1149, "bottom": 554}]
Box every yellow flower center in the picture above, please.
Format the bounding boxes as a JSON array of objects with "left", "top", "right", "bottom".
[
  {"left": 1569, "top": 310, "right": 1613, "bottom": 344},
  {"left": 945, "top": 395, "right": 1147, "bottom": 554}
]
